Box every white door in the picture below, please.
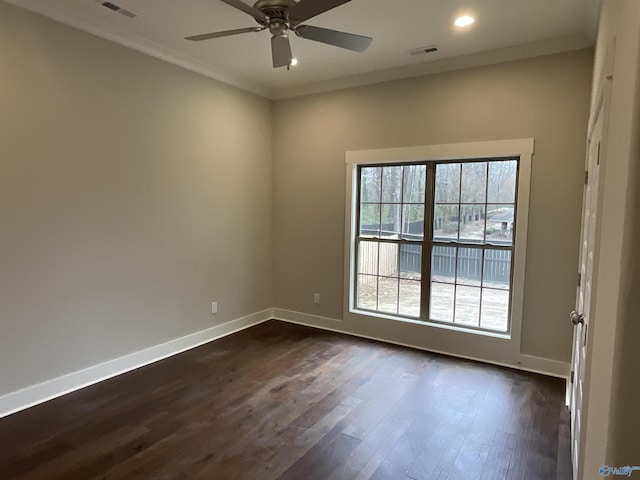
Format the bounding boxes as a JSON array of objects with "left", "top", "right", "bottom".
[{"left": 570, "top": 107, "right": 603, "bottom": 480}]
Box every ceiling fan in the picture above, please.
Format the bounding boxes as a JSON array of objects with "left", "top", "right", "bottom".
[{"left": 185, "top": 0, "right": 372, "bottom": 68}]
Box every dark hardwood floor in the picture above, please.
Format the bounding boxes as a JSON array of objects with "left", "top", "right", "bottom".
[{"left": 0, "top": 320, "right": 571, "bottom": 480}]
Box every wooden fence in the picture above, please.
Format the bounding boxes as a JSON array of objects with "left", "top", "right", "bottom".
[{"left": 359, "top": 242, "right": 398, "bottom": 284}]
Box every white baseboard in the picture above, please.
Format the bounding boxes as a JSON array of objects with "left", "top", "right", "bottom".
[
  {"left": 0, "top": 309, "right": 272, "bottom": 418},
  {"left": 518, "top": 354, "right": 571, "bottom": 378},
  {"left": 1, "top": 307, "right": 570, "bottom": 418},
  {"left": 271, "top": 308, "right": 344, "bottom": 326},
  {"left": 272, "top": 308, "right": 570, "bottom": 379}
]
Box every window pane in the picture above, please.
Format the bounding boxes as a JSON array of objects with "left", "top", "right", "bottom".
[
  {"left": 399, "top": 244, "right": 422, "bottom": 280},
  {"left": 435, "top": 163, "right": 461, "bottom": 203},
  {"left": 399, "top": 280, "right": 421, "bottom": 317},
  {"left": 403, "top": 164, "right": 426, "bottom": 203},
  {"left": 459, "top": 205, "right": 486, "bottom": 242},
  {"left": 360, "top": 204, "right": 380, "bottom": 236},
  {"left": 456, "top": 247, "right": 482, "bottom": 286},
  {"left": 361, "top": 167, "right": 382, "bottom": 203},
  {"left": 461, "top": 162, "right": 487, "bottom": 203},
  {"left": 358, "top": 241, "right": 378, "bottom": 275},
  {"left": 378, "top": 243, "right": 399, "bottom": 277},
  {"left": 433, "top": 204, "right": 459, "bottom": 240},
  {"left": 357, "top": 275, "right": 377, "bottom": 310},
  {"left": 431, "top": 246, "right": 456, "bottom": 284},
  {"left": 455, "top": 286, "right": 481, "bottom": 326},
  {"left": 381, "top": 166, "right": 403, "bottom": 202},
  {"left": 380, "top": 204, "right": 401, "bottom": 238},
  {"left": 354, "top": 159, "right": 518, "bottom": 334},
  {"left": 483, "top": 249, "right": 511, "bottom": 289},
  {"left": 486, "top": 205, "right": 514, "bottom": 244},
  {"left": 377, "top": 277, "right": 399, "bottom": 314},
  {"left": 481, "top": 288, "right": 509, "bottom": 331},
  {"left": 487, "top": 160, "right": 517, "bottom": 203},
  {"left": 430, "top": 282, "right": 455, "bottom": 322},
  {"left": 402, "top": 204, "right": 424, "bottom": 240}
]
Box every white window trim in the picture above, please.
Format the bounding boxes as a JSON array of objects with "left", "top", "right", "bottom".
[{"left": 344, "top": 139, "right": 534, "bottom": 350}]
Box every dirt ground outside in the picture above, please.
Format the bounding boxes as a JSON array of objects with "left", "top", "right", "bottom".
[{"left": 357, "top": 277, "right": 509, "bottom": 332}]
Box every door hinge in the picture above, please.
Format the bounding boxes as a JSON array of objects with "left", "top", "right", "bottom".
[
  {"left": 585, "top": 170, "right": 589, "bottom": 185},
  {"left": 570, "top": 371, "right": 575, "bottom": 384},
  {"left": 578, "top": 272, "right": 582, "bottom": 287}
]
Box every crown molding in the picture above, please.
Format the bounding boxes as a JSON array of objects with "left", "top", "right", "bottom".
[
  {"left": 4, "top": 0, "right": 273, "bottom": 98},
  {"left": 6, "top": 0, "right": 593, "bottom": 101},
  {"left": 272, "top": 34, "right": 594, "bottom": 99}
]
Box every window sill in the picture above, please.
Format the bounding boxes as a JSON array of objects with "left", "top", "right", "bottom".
[{"left": 349, "top": 308, "right": 512, "bottom": 340}]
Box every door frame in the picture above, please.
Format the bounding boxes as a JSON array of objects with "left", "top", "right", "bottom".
[
  {"left": 570, "top": 85, "right": 607, "bottom": 480},
  {"left": 572, "top": 37, "right": 616, "bottom": 480}
]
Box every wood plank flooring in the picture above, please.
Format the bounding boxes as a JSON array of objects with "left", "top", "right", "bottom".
[{"left": 0, "top": 320, "right": 571, "bottom": 480}]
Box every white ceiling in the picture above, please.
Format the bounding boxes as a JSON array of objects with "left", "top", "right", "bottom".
[{"left": 7, "top": 0, "right": 600, "bottom": 98}]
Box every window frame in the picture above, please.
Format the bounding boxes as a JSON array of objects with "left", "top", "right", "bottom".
[{"left": 344, "top": 139, "right": 534, "bottom": 343}]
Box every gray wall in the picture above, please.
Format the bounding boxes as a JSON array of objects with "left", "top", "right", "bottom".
[
  {"left": 272, "top": 49, "right": 593, "bottom": 363},
  {"left": 0, "top": 1, "right": 272, "bottom": 395},
  {"left": 608, "top": 111, "right": 640, "bottom": 463},
  {"left": 605, "top": 0, "right": 640, "bottom": 465},
  {"left": 0, "top": 0, "right": 595, "bottom": 400},
  {"left": 579, "top": 0, "right": 640, "bottom": 472}
]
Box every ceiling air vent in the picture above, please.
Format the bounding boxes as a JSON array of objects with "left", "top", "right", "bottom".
[
  {"left": 99, "top": 1, "right": 137, "bottom": 19},
  {"left": 409, "top": 46, "right": 439, "bottom": 56}
]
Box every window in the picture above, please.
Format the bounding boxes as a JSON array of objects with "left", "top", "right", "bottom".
[
  {"left": 357, "top": 164, "right": 426, "bottom": 318},
  {"left": 346, "top": 140, "right": 532, "bottom": 337}
]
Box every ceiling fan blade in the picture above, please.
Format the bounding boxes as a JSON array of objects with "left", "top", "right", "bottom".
[
  {"left": 219, "top": 0, "right": 269, "bottom": 23},
  {"left": 288, "top": 0, "right": 352, "bottom": 23},
  {"left": 185, "top": 27, "right": 264, "bottom": 41},
  {"left": 295, "top": 25, "right": 372, "bottom": 52},
  {"left": 271, "top": 35, "right": 293, "bottom": 68}
]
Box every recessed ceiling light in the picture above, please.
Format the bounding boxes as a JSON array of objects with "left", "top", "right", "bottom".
[
  {"left": 454, "top": 15, "right": 475, "bottom": 28},
  {"left": 290, "top": 58, "right": 299, "bottom": 66}
]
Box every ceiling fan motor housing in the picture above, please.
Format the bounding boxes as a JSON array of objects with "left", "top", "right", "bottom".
[{"left": 253, "top": 0, "right": 298, "bottom": 31}]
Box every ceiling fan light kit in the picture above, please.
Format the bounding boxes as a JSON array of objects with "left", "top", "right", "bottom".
[{"left": 185, "top": 0, "right": 372, "bottom": 68}]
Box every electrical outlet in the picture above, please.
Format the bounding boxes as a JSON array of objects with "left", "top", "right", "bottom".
[
  {"left": 211, "top": 301, "right": 218, "bottom": 314},
  {"left": 313, "top": 293, "right": 320, "bottom": 304}
]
